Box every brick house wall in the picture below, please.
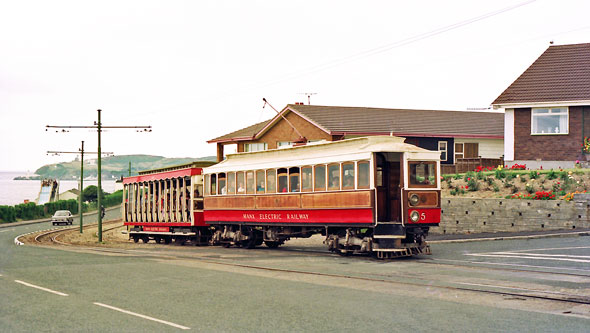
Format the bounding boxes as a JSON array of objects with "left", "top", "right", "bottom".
[
  {"left": 514, "top": 106, "right": 587, "bottom": 161},
  {"left": 237, "top": 112, "right": 333, "bottom": 152}
]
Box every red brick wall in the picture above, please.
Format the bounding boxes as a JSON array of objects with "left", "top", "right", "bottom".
[
  {"left": 514, "top": 106, "right": 585, "bottom": 161},
  {"left": 237, "top": 111, "right": 332, "bottom": 151}
]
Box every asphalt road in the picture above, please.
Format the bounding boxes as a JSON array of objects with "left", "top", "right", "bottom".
[{"left": 1, "top": 212, "right": 589, "bottom": 332}]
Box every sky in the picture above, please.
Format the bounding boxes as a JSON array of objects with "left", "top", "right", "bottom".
[{"left": 1, "top": 0, "right": 589, "bottom": 172}]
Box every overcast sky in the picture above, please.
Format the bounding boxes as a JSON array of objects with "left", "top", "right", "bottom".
[{"left": 1, "top": 0, "right": 589, "bottom": 172}]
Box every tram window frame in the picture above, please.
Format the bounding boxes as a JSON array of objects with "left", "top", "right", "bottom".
[
  {"left": 266, "top": 169, "right": 276, "bottom": 193},
  {"left": 301, "top": 166, "right": 312, "bottom": 192},
  {"left": 328, "top": 163, "right": 341, "bottom": 191},
  {"left": 204, "top": 175, "right": 210, "bottom": 195},
  {"left": 236, "top": 172, "right": 246, "bottom": 194},
  {"left": 256, "top": 170, "right": 265, "bottom": 194},
  {"left": 210, "top": 174, "right": 217, "bottom": 196},
  {"left": 357, "top": 160, "right": 370, "bottom": 189},
  {"left": 314, "top": 165, "right": 326, "bottom": 192},
  {"left": 289, "top": 167, "right": 300, "bottom": 192},
  {"left": 246, "top": 171, "right": 255, "bottom": 194},
  {"left": 227, "top": 172, "right": 236, "bottom": 194},
  {"left": 408, "top": 161, "right": 437, "bottom": 188},
  {"left": 218, "top": 173, "right": 227, "bottom": 195},
  {"left": 341, "top": 162, "right": 355, "bottom": 190},
  {"left": 277, "top": 168, "right": 288, "bottom": 193}
]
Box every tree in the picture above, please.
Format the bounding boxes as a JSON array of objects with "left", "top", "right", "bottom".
[{"left": 82, "top": 185, "right": 106, "bottom": 202}]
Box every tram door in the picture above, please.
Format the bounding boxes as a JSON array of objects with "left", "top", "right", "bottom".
[{"left": 376, "top": 153, "right": 402, "bottom": 222}]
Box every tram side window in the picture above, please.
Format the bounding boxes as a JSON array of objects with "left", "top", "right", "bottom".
[
  {"left": 246, "top": 171, "right": 255, "bottom": 194},
  {"left": 256, "top": 170, "right": 265, "bottom": 193},
  {"left": 204, "top": 175, "right": 210, "bottom": 195},
  {"left": 314, "top": 165, "right": 326, "bottom": 191},
  {"left": 357, "top": 161, "right": 370, "bottom": 189},
  {"left": 409, "top": 161, "right": 437, "bottom": 188},
  {"left": 301, "top": 166, "right": 312, "bottom": 192},
  {"left": 210, "top": 174, "right": 217, "bottom": 195},
  {"left": 218, "top": 173, "right": 226, "bottom": 195},
  {"left": 289, "top": 167, "right": 300, "bottom": 192},
  {"left": 227, "top": 172, "right": 236, "bottom": 194},
  {"left": 266, "top": 169, "right": 276, "bottom": 193},
  {"left": 236, "top": 172, "right": 245, "bottom": 194},
  {"left": 278, "top": 168, "right": 288, "bottom": 193},
  {"left": 342, "top": 162, "right": 355, "bottom": 190},
  {"left": 328, "top": 163, "right": 340, "bottom": 191}
]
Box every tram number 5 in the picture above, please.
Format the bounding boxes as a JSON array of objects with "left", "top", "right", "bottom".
[{"left": 420, "top": 212, "right": 426, "bottom": 221}]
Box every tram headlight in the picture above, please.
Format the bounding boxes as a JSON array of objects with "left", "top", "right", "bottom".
[
  {"left": 410, "top": 210, "right": 420, "bottom": 222},
  {"left": 409, "top": 193, "right": 420, "bottom": 206}
]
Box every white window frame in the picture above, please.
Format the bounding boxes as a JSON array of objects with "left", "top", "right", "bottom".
[
  {"left": 277, "top": 141, "right": 293, "bottom": 148},
  {"left": 438, "top": 141, "right": 448, "bottom": 162},
  {"left": 244, "top": 143, "right": 268, "bottom": 152},
  {"left": 531, "top": 107, "right": 569, "bottom": 135}
]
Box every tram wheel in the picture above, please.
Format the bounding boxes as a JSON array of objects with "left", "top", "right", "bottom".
[
  {"left": 154, "top": 236, "right": 162, "bottom": 244},
  {"left": 164, "top": 237, "right": 172, "bottom": 244},
  {"left": 141, "top": 236, "right": 149, "bottom": 243},
  {"left": 132, "top": 235, "right": 139, "bottom": 243},
  {"left": 241, "top": 228, "right": 257, "bottom": 249}
]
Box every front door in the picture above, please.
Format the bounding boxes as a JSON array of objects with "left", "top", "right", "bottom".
[{"left": 376, "top": 153, "right": 402, "bottom": 222}]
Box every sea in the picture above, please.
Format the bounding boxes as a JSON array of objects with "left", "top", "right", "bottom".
[{"left": 0, "top": 171, "right": 116, "bottom": 206}]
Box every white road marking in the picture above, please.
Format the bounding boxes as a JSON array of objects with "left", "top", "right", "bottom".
[
  {"left": 432, "top": 258, "right": 590, "bottom": 272},
  {"left": 466, "top": 253, "right": 590, "bottom": 263},
  {"left": 498, "top": 252, "right": 590, "bottom": 259},
  {"left": 14, "top": 280, "right": 69, "bottom": 296},
  {"left": 507, "top": 246, "right": 590, "bottom": 253},
  {"left": 0, "top": 229, "right": 13, "bottom": 233},
  {"left": 93, "top": 302, "right": 190, "bottom": 330}
]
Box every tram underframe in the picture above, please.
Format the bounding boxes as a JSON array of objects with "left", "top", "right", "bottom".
[{"left": 128, "top": 223, "right": 431, "bottom": 258}]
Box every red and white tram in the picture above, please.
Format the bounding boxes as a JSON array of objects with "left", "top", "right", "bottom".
[
  {"left": 122, "top": 161, "right": 215, "bottom": 244},
  {"left": 202, "top": 136, "right": 441, "bottom": 258}
]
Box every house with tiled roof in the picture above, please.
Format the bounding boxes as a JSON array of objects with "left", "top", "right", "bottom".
[
  {"left": 492, "top": 42, "right": 590, "bottom": 169},
  {"left": 208, "top": 104, "right": 504, "bottom": 169}
]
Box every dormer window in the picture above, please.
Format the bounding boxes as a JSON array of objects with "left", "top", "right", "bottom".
[{"left": 531, "top": 107, "right": 568, "bottom": 135}]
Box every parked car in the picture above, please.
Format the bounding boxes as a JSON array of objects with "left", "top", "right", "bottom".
[{"left": 52, "top": 210, "right": 73, "bottom": 226}]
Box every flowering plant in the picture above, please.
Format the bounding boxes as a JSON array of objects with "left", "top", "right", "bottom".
[{"left": 583, "top": 137, "right": 590, "bottom": 153}]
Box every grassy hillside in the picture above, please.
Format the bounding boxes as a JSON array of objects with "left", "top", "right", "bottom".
[{"left": 31, "top": 155, "right": 216, "bottom": 180}]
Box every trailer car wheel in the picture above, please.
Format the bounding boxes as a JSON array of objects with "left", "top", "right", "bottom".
[
  {"left": 154, "top": 236, "right": 162, "bottom": 244},
  {"left": 164, "top": 237, "right": 171, "bottom": 244},
  {"left": 132, "top": 235, "right": 139, "bottom": 243},
  {"left": 141, "top": 236, "right": 149, "bottom": 243}
]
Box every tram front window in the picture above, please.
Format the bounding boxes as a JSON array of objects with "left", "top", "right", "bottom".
[{"left": 409, "top": 161, "right": 436, "bottom": 187}]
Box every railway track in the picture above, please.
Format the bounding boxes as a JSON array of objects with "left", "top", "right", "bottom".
[{"left": 21, "top": 219, "right": 123, "bottom": 246}]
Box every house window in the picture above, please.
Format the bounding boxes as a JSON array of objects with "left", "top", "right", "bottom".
[
  {"left": 531, "top": 107, "right": 568, "bottom": 135},
  {"left": 277, "top": 141, "right": 293, "bottom": 148},
  {"left": 244, "top": 143, "right": 268, "bottom": 152},
  {"left": 438, "top": 141, "right": 448, "bottom": 162}
]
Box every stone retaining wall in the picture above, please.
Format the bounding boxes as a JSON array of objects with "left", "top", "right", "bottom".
[{"left": 430, "top": 194, "right": 590, "bottom": 235}]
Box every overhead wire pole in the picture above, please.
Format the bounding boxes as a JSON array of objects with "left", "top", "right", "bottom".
[
  {"left": 46, "top": 109, "right": 151, "bottom": 242},
  {"left": 47, "top": 143, "right": 113, "bottom": 234}
]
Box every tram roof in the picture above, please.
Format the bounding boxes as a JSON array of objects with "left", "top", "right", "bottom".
[
  {"left": 123, "top": 161, "right": 217, "bottom": 184},
  {"left": 204, "top": 136, "right": 439, "bottom": 173}
]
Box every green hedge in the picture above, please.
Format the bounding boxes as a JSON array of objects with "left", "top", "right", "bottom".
[{"left": 0, "top": 190, "right": 122, "bottom": 224}]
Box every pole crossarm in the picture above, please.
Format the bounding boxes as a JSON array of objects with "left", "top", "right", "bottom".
[
  {"left": 47, "top": 151, "right": 113, "bottom": 155},
  {"left": 46, "top": 125, "right": 151, "bottom": 129}
]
